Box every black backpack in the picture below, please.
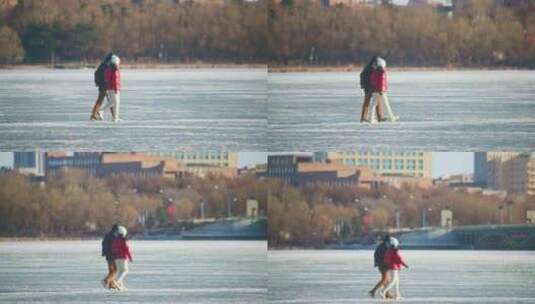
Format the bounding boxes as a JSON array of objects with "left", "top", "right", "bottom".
[
  {"left": 94, "top": 53, "right": 114, "bottom": 87},
  {"left": 360, "top": 65, "right": 372, "bottom": 90}
]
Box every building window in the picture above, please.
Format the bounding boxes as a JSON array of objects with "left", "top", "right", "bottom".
[{"left": 395, "top": 160, "right": 404, "bottom": 170}]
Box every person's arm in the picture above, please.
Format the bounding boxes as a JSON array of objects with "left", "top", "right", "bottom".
[
  {"left": 379, "top": 71, "right": 386, "bottom": 93},
  {"left": 116, "top": 70, "right": 121, "bottom": 92},
  {"left": 398, "top": 253, "right": 408, "bottom": 268},
  {"left": 124, "top": 241, "right": 133, "bottom": 262},
  {"left": 111, "top": 70, "right": 119, "bottom": 93}
]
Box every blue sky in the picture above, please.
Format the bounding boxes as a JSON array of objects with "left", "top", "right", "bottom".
[{"left": 1, "top": 152, "right": 473, "bottom": 178}]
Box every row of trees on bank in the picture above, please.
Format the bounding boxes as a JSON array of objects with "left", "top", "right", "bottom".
[
  {"left": 1, "top": 0, "right": 535, "bottom": 67},
  {"left": 268, "top": 181, "right": 535, "bottom": 248},
  {"left": 0, "top": 0, "right": 267, "bottom": 64},
  {"left": 0, "top": 170, "right": 270, "bottom": 237},
  {"left": 269, "top": 0, "right": 535, "bottom": 67}
]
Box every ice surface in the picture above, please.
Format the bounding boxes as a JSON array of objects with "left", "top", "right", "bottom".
[
  {"left": 0, "top": 241, "right": 267, "bottom": 303},
  {"left": 268, "top": 70, "right": 535, "bottom": 151},
  {"left": 267, "top": 250, "right": 535, "bottom": 303},
  {"left": 0, "top": 69, "right": 267, "bottom": 151}
]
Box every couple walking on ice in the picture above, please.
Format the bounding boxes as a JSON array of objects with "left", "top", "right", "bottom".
[
  {"left": 90, "top": 53, "right": 122, "bottom": 122},
  {"left": 369, "top": 236, "right": 409, "bottom": 300},
  {"left": 360, "top": 56, "right": 399, "bottom": 123},
  {"left": 101, "top": 224, "right": 133, "bottom": 291}
]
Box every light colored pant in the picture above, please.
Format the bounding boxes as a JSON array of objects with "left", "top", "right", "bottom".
[
  {"left": 114, "top": 259, "right": 129, "bottom": 288},
  {"left": 382, "top": 269, "right": 401, "bottom": 298},
  {"left": 370, "top": 92, "right": 397, "bottom": 122},
  {"left": 102, "top": 90, "right": 120, "bottom": 121}
]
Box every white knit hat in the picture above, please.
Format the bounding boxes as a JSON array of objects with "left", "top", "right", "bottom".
[
  {"left": 377, "top": 57, "right": 386, "bottom": 68},
  {"left": 389, "top": 237, "right": 399, "bottom": 248},
  {"left": 117, "top": 225, "right": 127, "bottom": 237},
  {"left": 110, "top": 55, "right": 121, "bottom": 66}
]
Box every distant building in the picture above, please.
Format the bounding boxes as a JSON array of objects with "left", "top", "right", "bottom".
[
  {"left": 99, "top": 153, "right": 185, "bottom": 179},
  {"left": 44, "top": 152, "right": 236, "bottom": 179},
  {"left": 314, "top": 151, "right": 432, "bottom": 178},
  {"left": 45, "top": 152, "right": 101, "bottom": 176},
  {"left": 296, "top": 162, "right": 372, "bottom": 187},
  {"left": 473, "top": 152, "right": 488, "bottom": 186},
  {"left": 485, "top": 152, "right": 535, "bottom": 195},
  {"left": 147, "top": 152, "right": 238, "bottom": 168},
  {"left": 148, "top": 152, "right": 238, "bottom": 178},
  {"left": 265, "top": 153, "right": 431, "bottom": 189},
  {"left": 266, "top": 154, "right": 365, "bottom": 187},
  {"left": 14, "top": 152, "right": 46, "bottom": 176},
  {"left": 266, "top": 154, "right": 314, "bottom": 185}
]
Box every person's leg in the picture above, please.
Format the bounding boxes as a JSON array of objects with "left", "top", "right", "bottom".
[
  {"left": 360, "top": 91, "right": 371, "bottom": 122},
  {"left": 375, "top": 93, "right": 385, "bottom": 121},
  {"left": 370, "top": 269, "right": 389, "bottom": 296},
  {"left": 371, "top": 93, "right": 379, "bottom": 122},
  {"left": 101, "top": 91, "right": 113, "bottom": 112},
  {"left": 395, "top": 271, "right": 401, "bottom": 299},
  {"left": 115, "top": 259, "right": 129, "bottom": 289},
  {"left": 105, "top": 259, "right": 117, "bottom": 288},
  {"left": 103, "top": 259, "right": 112, "bottom": 287},
  {"left": 113, "top": 92, "right": 120, "bottom": 121},
  {"left": 102, "top": 259, "right": 112, "bottom": 287},
  {"left": 91, "top": 88, "right": 106, "bottom": 119},
  {"left": 382, "top": 93, "right": 399, "bottom": 121},
  {"left": 381, "top": 270, "right": 398, "bottom": 298}
]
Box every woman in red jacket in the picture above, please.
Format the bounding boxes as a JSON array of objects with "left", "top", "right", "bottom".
[
  {"left": 369, "top": 58, "right": 399, "bottom": 122},
  {"left": 380, "top": 237, "right": 408, "bottom": 300},
  {"left": 100, "top": 55, "right": 122, "bottom": 122},
  {"left": 111, "top": 225, "right": 133, "bottom": 291}
]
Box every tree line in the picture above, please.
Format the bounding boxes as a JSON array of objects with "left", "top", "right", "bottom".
[
  {"left": 1, "top": 0, "right": 534, "bottom": 67},
  {"left": 268, "top": 180, "right": 534, "bottom": 248},
  {"left": 0, "top": 170, "right": 270, "bottom": 237},
  {"left": 268, "top": 0, "right": 535, "bottom": 67},
  {"left": 0, "top": 0, "right": 268, "bottom": 64}
]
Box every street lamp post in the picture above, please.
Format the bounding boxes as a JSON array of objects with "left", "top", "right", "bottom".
[
  {"left": 507, "top": 201, "right": 514, "bottom": 224},
  {"left": 498, "top": 205, "right": 504, "bottom": 225},
  {"left": 422, "top": 207, "right": 432, "bottom": 228},
  {"left": 395, "top": 208, "right": 400, "bottom": 230},
  {"left": 200, "top": 201, "right": 206, "bottom": 220},
  {"left": 229, "top": 197, "right": 237, "bottom": 219}
]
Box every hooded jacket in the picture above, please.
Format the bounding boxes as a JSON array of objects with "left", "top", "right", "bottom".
[
  {"left": 384, "top": 248, "right": 408, "bottom": 270},
  {"left": 111, "top": 236, "right": 132, "bottom": 261},
  {"left": 370, "top": 68, "right": 387, "bottom": 93},
  {"left": 360, "top": 56, "right": 379, "bottom": 92},
  {"left": 104, "top": 66, "right": 121, "bottom": 92}
]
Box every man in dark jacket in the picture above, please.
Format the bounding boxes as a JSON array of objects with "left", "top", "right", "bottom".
[
  {"left": 90, "top": 53, "right": 114, "bottom": 121},
  {"left": 101, "top": 223, "right": 119, "bottom": 289},
  {"left": 360, "top": 56, "right": 385, "bottom": 122},
  {"left": 369, "top": 235, "right": 392, "bottom": 298}
]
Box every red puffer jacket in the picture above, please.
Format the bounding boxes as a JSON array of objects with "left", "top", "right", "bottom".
[
  {"left": 384, "top": 248, "right": 407, "bottom": 270},
  {"left": 370, "top": 68, "right": 387, "bottom": 93},
  {"left": 104, "top": 66, "right": 121, "bottom": 92},
  {"left": 111, "top": 237, "right": 132, "bottom": 261}
]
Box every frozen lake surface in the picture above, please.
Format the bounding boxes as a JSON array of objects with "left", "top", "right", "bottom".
[
  {"left": 0, "top": 241, "right": 266, "bottom": 303},
  {"left": 268, "top": 71, "right": 535, "bottom": 151},
  {"left": 268, "top": 250, "right": 535, "bottom": 303},
  {"left": 0, "top": 69, "right": 267, "bottom": 151}
]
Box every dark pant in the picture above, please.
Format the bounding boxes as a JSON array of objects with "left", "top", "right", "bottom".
[
  {"left": 91, "top": 87, "right": 107, "bottom": 118},
  {"left": 103, "top": 258, "right": 117, "bottom": 288},
  {"left": 370, "top": 268, "right": 390, "bottom": 295}
]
